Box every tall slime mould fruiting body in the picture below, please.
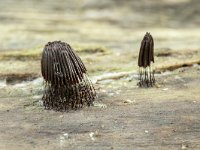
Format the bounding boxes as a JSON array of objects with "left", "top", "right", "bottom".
[
  {"left": 138, "top": 32, "right": 155, "bottom": 87},
  {"left": 41, "top": 41, "right": 96, "bottom": 111}
]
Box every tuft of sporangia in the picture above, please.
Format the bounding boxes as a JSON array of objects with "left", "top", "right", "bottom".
[
  {"left": 138, "top": 32, "right": 155, "bottom": 87},
  {"left": 41, "top": 41, "right": 96, "bottom": 111}
]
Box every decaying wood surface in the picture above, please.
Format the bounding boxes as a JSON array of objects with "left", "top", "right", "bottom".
[
  {"left": 0, "top": 47, "right": 200, "bottom": 150},
  {"left": 0, "top": 65, "right": 200, "bottom": 150}
]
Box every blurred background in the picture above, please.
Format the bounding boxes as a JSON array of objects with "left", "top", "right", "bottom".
[{"left": 0, "top": 0, "right": 200, "bottom": 52}]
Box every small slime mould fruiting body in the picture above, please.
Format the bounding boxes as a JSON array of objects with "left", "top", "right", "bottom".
[
  {"left": 41, "top": 41, "right": 96, "bottom": 111},
  {"left": 138, "top": 32, "right": 155, "bottom": 87}
]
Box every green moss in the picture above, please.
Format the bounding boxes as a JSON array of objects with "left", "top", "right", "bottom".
[
  {"left": 0, "top": 47, "right": 42, "bottom": 61},
  {"left": 0, "top": 45, "right": 110, "bottom": 61},
  {"left": 74, "top": 44, "right": 111, "bottom": 54}
]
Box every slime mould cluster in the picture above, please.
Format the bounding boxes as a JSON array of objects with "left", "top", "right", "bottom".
[
  {"left": 40, "top": 32, "right": 156, "bottom": 111},
  {"left": 41, "top": 41, "right": 96, "bottom": 111},
  {"left": 138, "top": 32, "right": 155, "bottom": 87}
]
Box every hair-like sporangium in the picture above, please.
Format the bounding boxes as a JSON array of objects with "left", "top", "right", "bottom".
[
  {"left": 41, "top": 41, "right": 96, "bottom": 111},
  {"left": 138, "top": 32, "right": 155, "bottom": 87}
]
